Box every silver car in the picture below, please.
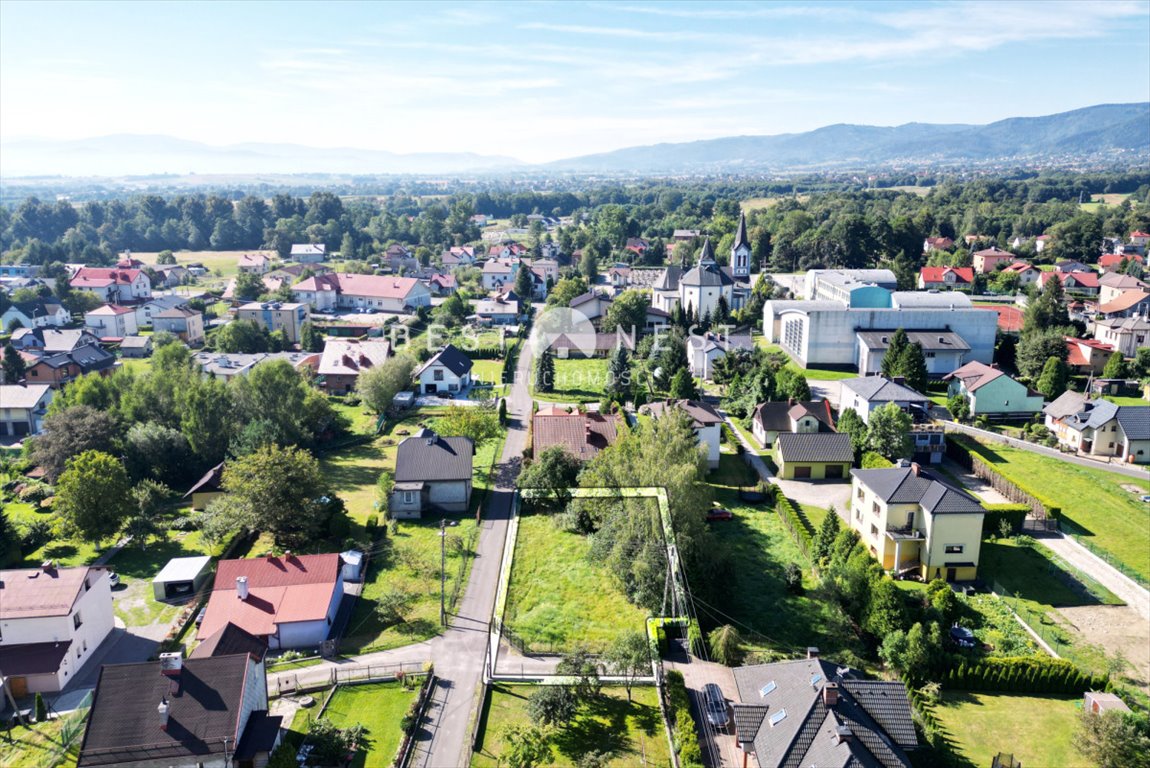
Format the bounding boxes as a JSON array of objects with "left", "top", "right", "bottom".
[{"left": 703, "top": 683, "right": 729, "bottom": 729}]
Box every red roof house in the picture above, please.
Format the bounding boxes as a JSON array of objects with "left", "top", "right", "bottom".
[
  {"left": 1038, "top": 270, "right": 1099, "bottom": 294},
  {"left": 918, "top": 266, "right": 974, "bottom": 290},
  {"left": 1099, "top": 253, "right": 1144, "bottom": 273},
  {"left": 532, "top": 407, "right": 623, "bottom": 461}
]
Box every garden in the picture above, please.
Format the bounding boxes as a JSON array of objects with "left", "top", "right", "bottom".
[
  {"left": 535, "top": 357, "right": 613, "bottom": 401},
  {"left": 283, "top": 681, "right": 421, "bottom": 768},
  {"left": 931, "top": 691, "right": 1088, "bottom": 768}
]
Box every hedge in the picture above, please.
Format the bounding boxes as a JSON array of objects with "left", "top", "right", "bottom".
[
  {"left": 946, "top": 435, "right": 1062, "bottom": 519},
  {"left": 775, "top": 496, "right": 813, "bottom": 558},
  {"left": 463, "top": 346, "right": 507, "bottom": 360},
  {"left": 500, "top": 342, "right": 520, "bottom": 384},
  {"left": 664, "top": 670, "right": 703, "bottom": 768},
  {"left": 942, "top": 655, "right": 1107, "bottom": 695},
  {"left": 982, "top": 504, "right": 1030, "bottom": 537}
]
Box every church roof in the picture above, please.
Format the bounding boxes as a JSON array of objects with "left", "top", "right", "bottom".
[
  {"left": 682, "top": 262, "right": 733, "bottom": 288},
  {"left": 734, "top": 212, "right": 750, "bottom": 251},
  {"left": 698, "top": 237, "right": 716, "bottom": 264},
  {"left": 654, "top": 265, "right": 682, "bottom": 291}
]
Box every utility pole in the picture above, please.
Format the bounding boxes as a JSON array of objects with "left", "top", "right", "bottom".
[{"left": 439, "top": 518, "right": 447, "bottom": 627}]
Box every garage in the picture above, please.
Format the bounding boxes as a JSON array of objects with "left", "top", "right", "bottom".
[
  {"left": 152, "top": 556, "right": 213, "bottom": 602},
  {"left": 793, "top": 466, "right": 812, "bottom": 479},
  {"left": 824, "top": 465, "right": 844, "bottom": 479}
]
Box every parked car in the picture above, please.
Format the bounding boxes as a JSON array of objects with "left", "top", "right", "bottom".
[
  {"left": 195, "top": 606, "right": 207, "bottom": 627},
  {"left": 705, "top": 507, "right": 733, "bottom": 522},
  {"left": 107, "top": 571, "right": 120, "bottom": 587},
  {"left": 949, "top": 624, "right": 976, "bottom": 648},
  {"left": 702, "top": 683, "right": 729, "bottom": 729}
]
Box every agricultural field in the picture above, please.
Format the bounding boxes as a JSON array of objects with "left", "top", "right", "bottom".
[
  {"left": 504, "top": 511, "right": 649, "bottom": 653},
  {"left": 933, "top": 692, "right": 1088, "bottom": 768},
  {"left": 472, "top": 685, "right": 669, "bottom": 768},
  {"left": 135, "top": 249, "right": 270, "bottom": 280}
]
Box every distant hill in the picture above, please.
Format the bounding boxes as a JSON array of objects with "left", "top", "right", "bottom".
[
  {"left": 0, "top": 134, "right": 524, "bottom": 177},
  {"left": 547, "top": 103, "right": 1150, "bottom": 173}
]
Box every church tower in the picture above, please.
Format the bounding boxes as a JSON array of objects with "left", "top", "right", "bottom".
[{"left": 732, "top": 211, "right": 751, "bottom": 279}]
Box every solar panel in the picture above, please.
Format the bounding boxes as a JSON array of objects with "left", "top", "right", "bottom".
[
  {"left": 759, "top": 681, "right": 776, "bottom": 698},
  {"left": 769, "top": 708, "right": 787, "bottom": 726},
  {"left": 810, "top": 673, "right": 823, "bottom": 686}
]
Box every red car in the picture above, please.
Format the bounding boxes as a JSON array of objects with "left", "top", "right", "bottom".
[{"left": 706, "top": 507, "right": 733, "bottom": 521}]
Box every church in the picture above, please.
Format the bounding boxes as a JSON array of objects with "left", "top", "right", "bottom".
[{"left": 652, "top": 211, "right": 752, "bottom": 318}]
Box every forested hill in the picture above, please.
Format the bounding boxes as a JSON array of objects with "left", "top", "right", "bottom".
[{"left": 548, "top": 103, "right": 1150, "bottom": 173}]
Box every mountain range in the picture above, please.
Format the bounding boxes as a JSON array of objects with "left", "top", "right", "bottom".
[{"left": 2, "top": 103, "right": 1147, "bottom": 178}]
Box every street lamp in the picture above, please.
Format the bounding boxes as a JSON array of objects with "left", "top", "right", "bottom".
[{"left": 439, "top": 518, "right": 447, "bottom": 627}]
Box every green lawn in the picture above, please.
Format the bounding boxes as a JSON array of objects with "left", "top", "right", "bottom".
[
  {"left": 799, "top": 503, "right": 828, "bottom": 531},
  {"left": 471, "top": 359, "right": 504, "bottom": 385},
  {"left": 117, "top": 357, "right": 153, "bottom": 375},
  {"left": 1104, "top": 395, "right": 1149, "bottom": 406},
  {"left": 108, "top": 529, "right": 218, "bottom": 627},
  {"left": 960, "top": 437, "right": 1150, "bottom": 582},
  {"left": 290, "top": 682, "right": 419, "bottom": 768},
  {"left": 790, "top": 363, "right": 859, "bottom": 381},
  {"left": 536, "top": 357, "right": 612, "bottom": 401},
  {"left": 472, "top": 685, "right": 669, "bottom": 768},
  {"left": 708, "top": 453, "right": 758, "bottom": 489},
  {"left": 3, "top": 717, "right": 79, "bottom": 768},
  {"left": 708, "top": 489, "right": 868, "bottom": 660},
  {"left": 504, "top": 512, "right": 649, "bottom": 653},
  {"left": 933, "top": 691, "right": 1088, "bottom": 768},
  {"left": 727, "top": 417, "right": 765, "bottom": 454}
]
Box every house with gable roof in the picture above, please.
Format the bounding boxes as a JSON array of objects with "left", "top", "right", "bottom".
[
  {"left": 839, "top": 377, "right": 945, "bottom": 464},
  {"left": 0, "top": 299, "right": 70, "bottom": 330},
  {"left": 70, "top": 267, "right": 152, "bottom": 302},
  {"left": 532, "top": 406, "right": 622, "bottom": 461},
  {"left": 317, "top": 338, "right": 391, "bottom": 394},
  {"left": 750, "top": 399, "right": 836, "bottom": 448},
  {"left": 943, "top": 360, "right": 1044, "bottom": 417},
  {"left": 641, "top": 399, "right": 724, "bottom": 468},
  {"left": 917, "top": 266, "right": 973, "bottom": 291},
  {"left": 1042, "top": 392, "right": 1150, "bottom": 463},
  {"left": 390, "top": 431, "right": 474, "bottom": 517},
  {"left": 415, "top": 344, "right": 473, "bottom": 395},
  {"left": 291, "top": 272, "right": 431, "bottom": 313}
]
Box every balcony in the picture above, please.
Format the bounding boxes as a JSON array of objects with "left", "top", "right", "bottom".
[{"left": 886, "top": 525, "right": 923, "bottom": 542}]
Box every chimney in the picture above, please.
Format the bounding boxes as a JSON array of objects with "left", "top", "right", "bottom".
[
  {"left": 824, "top": 682, "right": 840, "bottom": 708},
  {"left": 236, "top": 576, "right": 249, "bottom": 600},
  {"left": 910, "top": 462, "right": 921, "bottom": 476},
  {"left": 159, "top": 652, "right": 183, "bottom": 678},
  {"left": 158, "top": 698, "right": 170, "bottom": 731},
  {"left": 807, "top": 646, "right": 820, "bottom": 659},
  {"left": 892, "top": 376, "right": 906, "bottom": 386},
  {"left": 833, "top": 724, "right": 852, "bottom": 744}
]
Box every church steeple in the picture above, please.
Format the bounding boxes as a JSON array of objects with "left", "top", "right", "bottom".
[
  {"left": 731, "top": 212, "right": 751, "bottom": 279},
  {"left": 734, "top": 211, "right": 750, "bottom": 251},
  {"left": 698, "top": 237, "right": 716, "bottom": 266}
]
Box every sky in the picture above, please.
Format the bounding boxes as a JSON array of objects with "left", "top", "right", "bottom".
[{"left": 1, "top": 0, "right": 1148, "bottom": 163}]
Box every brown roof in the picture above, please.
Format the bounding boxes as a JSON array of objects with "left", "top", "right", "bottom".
[
  {"left": 190, "top": 622, "right": 268, "bottom": 661},
  {"left": 0, "top": 565, "right": 94, "bottom": 618},
  {"left": 0, "top": 639, "right": 73, "bottom": 675},
  {"left": 642, "top": 399, "right": 723, "bottom": 428},
  {"left": 943, "top": 360, "right": 1006, "bottom": 392},
  {"left": 1099, "top": 289, "right": 1150, "bottom": 314},
  {"left": 532, "top": 409, "right": 622, "bottom": 460},
  {"left": 752, "top": 400, "right": 835, "bottom": 434}
]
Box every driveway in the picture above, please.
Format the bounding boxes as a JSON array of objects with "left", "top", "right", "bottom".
[
  {"left": 664, "top": 641, "right": 746, "bottom": 768},
  {"left": 807, "top": 379, "right": 843, "bottom": 409},
  {"left": 772, "top": 477, "right": 852, "bottom": 515}
]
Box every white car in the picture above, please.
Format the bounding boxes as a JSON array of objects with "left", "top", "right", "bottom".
[{"left": 107, "top": 571, "right": 120, "bottom": 587}]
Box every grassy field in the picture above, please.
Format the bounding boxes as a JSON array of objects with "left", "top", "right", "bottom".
[
  {"left": 1080, "top": 193, "right": 1131, "bottom": 212},
  {"left": 472, "top": 685, "right": 669, "bottom": 768},
  {"left": 135, "top": 249, "right": 272, "bottom": 280},
  {"left": 108, "top": 529, "right": 218, "bottom": 627},
  {"left": 960, "top": 437, "right": 1150, "bottom": 581},
  {"left": 709, "top": 453, "right": 758, "bottom": 489},
  {"left": 741, "top": 195, "right": 809, "bottom": 211},
  {"left": 981, "top": 539, "right": 1122, "bottom": 610},
  {"left": 3, "top": 717, "right": 79, "bottom": 768},
  {"left": 290, "top": 682, "right": 419, "bottom": 768},
  {"left": 504, "top": 512, "right": 649, "bottom": 653},
  {"left": 470, "top": 359, "right": 504, "bottom": 385},
  {"left": 727, "top": 417, "right": 765, "bottom": 453},
  {"left": 117, "top": 357, "right": 153, "bottom": 375},
  {"left": 790, "top": 363, "right": 859, "bottom": 381},
  {"left": 933, "top": 691, "right": 1087, "bottom": 768},
  {"left": 707, "top": 489, "right": 868, "bottom": 660},
  {"left": 1104, "top": 395, "right": 1149, "bottom": 406},
  {"left": 536, "top": 357, "right": 613, "bottom": 401}
]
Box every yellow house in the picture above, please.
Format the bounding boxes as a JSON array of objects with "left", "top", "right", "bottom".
[
  {"left": 183, "top": 461, "right": 226, "bottom": 511},
  {"left": 774, "top": 432, "right": 854, "bottom": 480},
  {"left": 849, "top": 461, "right": 985, "bottom": 582}
]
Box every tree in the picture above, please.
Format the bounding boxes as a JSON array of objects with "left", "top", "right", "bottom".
[
  {"left": 518, "top": 445, "right": 582, "bottom": 510},
  {"left": 435, "top": 404, "right": 501, "bottom": 447},
  {"left": 813, "top": 508, "right": 841, "bottom": 565},
  {"left": 3, "top": 343, "right": 26, "bottom": 383},
  {"left": 214, "top": 319, "right": 269, "bottom": 353},
  {"left": 1075, "top": 709, "right": 1150, "bottom": 768},
  {"left": 880, "top": 329, "right": 910, "bottom": 379},
  {"left": 375, "top": 586, "right": 416, "bottom": 626},
  {"left": 514, "top": 261, "right": 535, "bottom": 306},
  {"left": 180, "top": 378, "right": 234, "bottom": 466},
  {"left": 357, "top": 353, "right": 416, "bottom": 414},
  {"left": 556, "top": 648, "right": 601, "bottom": 703},
  {"left": 534, "top": 348, "right": 554, "bottom": 393},
  {"left": 124, "top": 479, "right": 170, "bottom": 548},
  {"left": 668, "top": 368, "right": 697, "bottom": 400},
  {"left": 1015, "top": 328, "right": 1068, "bottom": 380},
  {"left": 1036, "top": 356, "right": 1070, "bottom": 399},
  {"left": 865, "top": 577, "right": 905, "bottom": 638},
  {"left": 899, "top": 342, "right": 929, "bottom": 394},
  {"left": 604, "top": 630, "right": 650, "bottom": 702},
  {"left": 707, "top": 625, "right": 744, "bottom": 667},
  {"left": 56, "top": 451, "right": 132, "bottom": 543},
  {"left": 232, "top": 271, "right": 265, "bottom": 301},
  {"left": 602, "top": 290, "right": 649, "bottom": 336},
  {"left": 605, "top": 345, "right": 631, "bottom": 404},
  {"left": 774, "top": 366, "right": 812, "bottom": 401},
  {"left": 546, "top": 276, "right": 588, "bottom": 307},
  {"left": 499, "top": 724, "right": 551, "bottom": 768},
  {"left": 527, "top": 685, "right": 577, "bottom": 726},
  {"left": 1133, "top": 347, "right": 1150, "bottom": 378},
  {"left": 124, "top": 421, "right": 191, "bottom": 485},
  {"left": 836, "top": 408, "right": 868, "bottom": 459},
  {"left": 866, "top": 402, "right": 913, "bottom": 461},
  {"left": 299, "top": 320, "right": 322, "bottom": 353},
  {"left": 1103, "top": 350, "right": 1128, "bottom": 379},
  {"left": 30, "top": 405, "right": 121, "bottom": 482},
  {"left": 947, "top": 393, "right": 970, "bottom": 421},
  {"left": 580, "top": 248, "right": 598, "bottom": 282},
  {"left": 222, "top": 444, "right": 330, "bottom": 547},
  {"left": 1022, "top": 277, "right": 1069, "bottom": 335}
]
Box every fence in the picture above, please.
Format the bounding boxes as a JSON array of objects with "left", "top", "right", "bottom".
[
  {"left": 946, "top": 435, "right": 1059, "bottom": 519},
  {"left": 38, "top": 690, "right": 92, "bottom": 768},
  {"left": 270, "top": 660, "right": 428, "bottom": 698},
  {"left": 1059, "top": 517, "right": 1150, "bottom": 590},
  {"left": 991, "top": 581, "right": 1068, "bottom": 658}
]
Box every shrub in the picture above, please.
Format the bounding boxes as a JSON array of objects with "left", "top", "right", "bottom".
[
  {"left": 861, "top": 451, "right": 894, "bottom": 469},
  {"left": 34, "top": 692, "right": 47, "bottom": 721},
  {"left": 527, "top": 685, "right": 578, "bottom": 726},
  {"left": 365, "top": 513, "right": 379, "bottom": 532},
  {"left": 783, "top": 562, "right": 804, "bottom": 594}
]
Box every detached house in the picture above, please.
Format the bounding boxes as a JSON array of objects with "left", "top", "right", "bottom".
[
  {"left": 481, "top": 258, "right": 519, "bottom": 290},
  {"left": 0, "top": 383, "right": 53, "bottom": 436},
  {"left": 84, "top": 305, "right": 139, "bottom": 338},
  {"left": 641, "top": 399, "right": 723, "bottom": 468},
  {"left": 290, "top": 243, "right": 326, "bottom": 262},
  {"left": 153, "top": 306, "right": 205, "bottom": 346},
  {"left": 851, "top": 461, "right": 986, "bottom": 581},
  {"left": 317, "top": 339, "right": 391, "bottom": 394},
  {"left": 390, "top": 431, "right": 474, "bottom": 517},
  {"left": 291, "top": 273, "right": 431, "bottom": 313},
  {"left": 750, "top": 399, "right": 835, "bottom": 448},
  {"left": 1002, "top": 261, "right": 1041, "bottom": 286},
  {"left": 237, "top": 301, "right": 309, "bottom": 344},
  {"left": 532, "top": 407, "right": 623, "bottom": 461},
  {"left": 839, "top": 377, "right": 944, "bottom": 464},
  {"left": 1097, "top": 289, "right": 1150, "bottom": 319},
  {"left": 943, "top": 361, "right": 1044, "bottom": 417},
  {"left": 1038, "top": 270, "right": 1099, "bottom": 296},
  {"left": 0, "top": 564, "right": 115, "bottom": 694},
  {"left": 237, "top": 252, "right": 272, "bottom": 274},
  {"left": 972, "top": 247, "right": 1014, "bottom": 274},
  {"left": 1043, "top": 392, "right": 1150, "bottom": 463},
  {"left": 70, "top": 267, "right": 152, "bottom": 302},
  {"left": 0, "top": 299, "right": 70, "bottom": 330},
  {"left": 415, "top": 344, "right": 473, "bottom": 395},
  {"left": 917, "top": 266, "right": 973, "bottom": 291},
  {"left": 1064, "top": 337, "right": 1114, "bottom": 375},
  {"left": 1091, "top": 315, "right": 1150, "bottom": 356}
]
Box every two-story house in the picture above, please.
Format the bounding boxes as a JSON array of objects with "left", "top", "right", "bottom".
[
  {"left": 0, "top": 383, "right": 53, "bottom": 437},
  {"left": 0, "top": 299, "right": 71, "bottom": 330},
  {"left": 153, "top": 306, "right": 205, "bottom": 345},
  {"left": 390, "top": 431, "right": 474, "bottom": 518},
  {"left": 839, "top": 377, "right": 945, "bottom": 464},
  {"left": 850, "top": 462, "right": 986, "bottom": 581},
  {"left": 0, "top": 563, "right": 115, "bottom": 694},
  {"left": 84, "top": 305, "right": 139, "bottom": 338},
  {"left": 316, "top": 339, "right": 391, "bottom": 394},
  {"left": 415, "top": 344, "right": 473, "bottom": 395},
  {"left": 70, "top": 267, "right": 152, "bottom": 303},
  {"left": 641, "top": 399, "right": 723, "bottom": 468},
  {"left": 1042, "top": 392, "right": 1150, "bottom": 463},
  {"left": 943, "top": 361, "right": 1044, "bottom": 417},
  {"left": 237, "top": 301, "right": 309, "bottom": 344},
  {"left": 750, "top": 399, "right": 836, "bottom": 448}
]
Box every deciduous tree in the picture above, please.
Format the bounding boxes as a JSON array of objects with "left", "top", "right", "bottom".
[
  {"left": 1036, "top": 356, "right": 1070, "bottom": 399},
  {"left": 866, "top": 402, "right": 913, "bottom": 461},
  {"left": 356, "top": 353, "right": 416, "bottom": 414},
  {"left": 434, "top": 404, "right": 501, "bottom": 447},
  {"left": 30, "top": 405, "right": 121, "bottom": 482},
  {"left": 222, "top": 444, "right": 331, "bottom": 547},
  {"left": 604, "top": 630, "right": 650, "bottom": 702},
  {"left": 56, "top": 451, "right": 132, "bottom": 543}
]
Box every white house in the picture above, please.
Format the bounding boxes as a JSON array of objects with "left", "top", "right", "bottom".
[
  {"left": 0, "top": 564, "right": 115, "bottom": 694},
  {"left": 688, "top": 332, "right": 754, "bottom": 380},
  {"left": 415, "top": 344, "right": 474, "bottom": 395},
  {"left": 84, "top": 305, "right": 139, "bottom": 338},
  {"left": 134, "top": 295, "right": 191, "bottom": 328},
  {"left": 237, "top": 252, "right": 272, "bottom": 274},
  {"left": 1043, "top": 392, "right": 1150, "bottom": 464},
  {"left": 481, "top": 259, "right": 519, "bottom": 290},
  {"left": 1091, "top": 316, "right": 1150, "bottom": 357},
  {"left": 0, "top": 300, "right": 71, "bottom": 330},
  {"left": 290, "top": 243, "right": 327, "bottom": 263},
  {"left": 0, "top": 383, "right": 53, "bottom": 437},
  {"left": 641, "top": 399, "right": 723, "bottom": 468},
  {"left": 390, "top": 432, "right": 474, "bottom": 518},
  {"left": 840, "top": 376, "right": 945, "bottom": 463},
  {"left": 70, "top": 267, "right": 152, "bottom": 302},
  {"left": 291, "top": 273, "right": 431, "bottom": 313}
]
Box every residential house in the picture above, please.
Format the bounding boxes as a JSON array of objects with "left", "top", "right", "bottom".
[
  {"left": 607, "top": 265, "right": 633, "bottom": 288},
  {"left": 197, "top": 553, "right": 344, "bottom": 650},
  {"left": 856, "top": 329, "right": 971, "bottom": 377},
  {"left": 1099, "top": 253, "right": 1144, "bottom": 273},
  {"left": 77, "top": 651, "right": 281, "bottom": 768},
  {"left": 732, "top": 655, "right": 917, "bottom": 768},
  {"left": 1054, "top": 260, "right": 1092, "bottom": 273},
  {"left": 569, "top": 291, "right": 613, "bottom": 326},
  {"left": 1097, "top": 289, "right": 1150, "bottom": 319},
  {"left": 153, "top": 306, "right": 205, "bottom": 345},
  {"left": 1038, "top": 270, "right": 1100, "bottom": 296},
  {"left": 641, "top": 399, "right": 723, "bottom": 468},
  {"left": 917, "top": 266, "right": 973, "bottom": 290},
  {"left": 672, "top": 229, "right": 700, "bottom": 242},
  {"left": 10, "top": 327, "right": 101, "bottom": 354},
  {"left": 183, "top": 462, "right": 226, "bottom": 511},
  {"left": 481, "top": 258, "right": 518, "bottom": 290},
  {"left": 525, "top": 257, "right": 559, "bottom": 285},
  {"left": 1042, "top": 392, "right": 1150, "bottom": 463},
  {"left": 290, "top": 243, "right": 326, "bottom": 262},
  {"left": 487, "top": 242, "right": 528, "bottom": 259},
  {"left": 550, "top": 331, "right": 636, "bottom": 359},
  {"left": 151, "top": 264, "right": 192, "bottom": 288},
  {"left": 839, "top": 377, "right": 944, "bottom": 464},
  {"left": 0, "top": 564, "right": 115, "bottom": 694},
  {"left": 237, "top": 301, "right": 309, "bottom": 344},
  {"left": 84, "top": 305, "right": 139, "bottom": 338},
  {"left": 776, "top": 432, "right": 854, "bottom": 480},
  {"left": 1064, "top": 337, "right": 1114, "bottom": 375},
  {"left": 415, "top": 344, "right": 473, "bottom": 395},
  {"left": 188, "top": 621, "right": 268, "bottom": 662},
  {"left": 750, "top": 399, "right": 835, "bottom": 448},
  {"left": 119, "top": 335, "right": 152, "bottom": 358},
  {"left": 645, "top": 305, "right": 671, "bottom": 332},
  {"left": 317, "top": 339, "right": 391, "bottom": 394},
  {"left": 688, "top": 332, "right": 754, "bottom": 380},
  {"left": 390, "top": 431, "right": 474, "bottom": 517},
  {"left": 134, "top": 295, "right": 192, "bottom": 328},
  {"left": 70, "top": 267, "right": 152, "bottom": 302},
  {"left": 428, "top": 273, "right": 457, "bottom": 295},
  {"left": 625, "top": 237, "right": 649, "bottom": 256},
  {"left": 237, "top": 252, "right": 272, "bottom": 274},
  {"left": 943, "top": 361, "right": 1044, "bottom": 417},
  {"left": 1129, "top": 230, "right": 1150, "bottom": 248},
  {"left": 474, "top": 297, "right": 519, "bottom": 325},
  {"left": 972, "top": 247, "right": 1014, "bottom": 274},
  {"left": 1001, "top": 261, "right": 1041, "bottom": 286},
  {"left": 1091, "top": 315, "right": 1150, "bottom": 357},
  {"left": 1099, "top": 273, "right": 1149, "bottom": 305},
  {"left": 24, "top": 344, "right": 117, "bottom": 388},
  {"left": 291, "top": 273, "right": 431, "bottom": 313},
  {"left": 0, "top": 299, "right": 70, "bottom": 330},
  {"left": 923, "top": 236, "right": 955, "bottom": 252},
  {"left": 0, "top": 384, "right": 53, "bottom": 437},
  {"left": 193, "top": 351, "right": 318, "bottom": 381},
  {"left": 532, "top": 407, "right": 622, "bottom": 461},
  {"left": 851, "top": 461, "right": 986, "bottom": 580}
]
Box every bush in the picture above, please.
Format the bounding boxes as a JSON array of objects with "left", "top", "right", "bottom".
[
  {"left": 861, "top": 451, "right": 894, "bottom": 469},
  {"left": 945, "top": 655, "right": 1105, "bottom": 694},
  {"left": 981, "top": 504, "right": 1029, "bottom": 538},
  {"left": 774, "top": 496, "right": 813, "bottom": 557},
  {"left": 783, "top": 562, "right": 804, "bottom": 594},
  {"left": 365, "top": 513, "right": 379, "bottom": 532},
  {"left": 34, "top": 692, "right": 47, "bottom": 722}
]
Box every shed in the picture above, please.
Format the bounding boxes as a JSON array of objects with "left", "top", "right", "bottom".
[
  {"left": 1084, "top": 691, "right": 1131, "bottom": 715},
  {"left": 340, "top": 550, "right": 364, "bottom": 582},
  {"left": 393, "top": 391, "right": 415, "bottom": 409},
  {"left": 152, "top": 555, "right": 212, "bottom": 602}
]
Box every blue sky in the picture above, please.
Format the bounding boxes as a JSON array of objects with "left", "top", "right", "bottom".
[{"left": 1, "top": 0, "right": 1148, "bottom": 162}]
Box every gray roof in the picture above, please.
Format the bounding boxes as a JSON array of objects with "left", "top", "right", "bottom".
[
  {"left": 653, "top": 265, "right": 682, "bottom": 291},
  {"left": 753, "top": 401, "right": 835, "bottom": 434},
  {"left": 144, "top": 295, "right": 191, "bottom": 311},
  {"left": 1115, "top": 405, "right": 1150, "bottom": 438},
  {"left": 851, "top": 465, "right": 984, "bottom": 515},
  {"left": 395, "top": 433, "right": 473, "bottom": 483},
  {"left": 119, "top": 335, "right": 152, "bottom": 349},
  {"left": 890, "top": 292, "right": 972, "bottom": 309},
  {"left": 1063, "top": 398, "right": 1119, "bottom": 431},
  {"left": 642, "top": 399, "right": 723, "bottom": 428},
  {"left": 777, "top": 433, "right": 854, "bottom": 464},
  {"left": 840, "top": 377, "right": 931, "bottom": 405},
  {"left": 681, "top": 261, "right": 734, "bottom": 288},
  {"left": 417, "top": 344, "right": 473, "bottom": 378},
  {"left": 856, "top": 330, "right": 970, "bottom": 353},
  {"left": 153, "top": 556, "right": 212, "bottom": 584},
  {"left": 1042, "top": 390, "right": 1089, "bottom": 420},
  {"left": 734, "top": 211, "right": 751, "bottom": 250},
  {"left": 0, "top": 383, "right": 52, "bottom": 409}
]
